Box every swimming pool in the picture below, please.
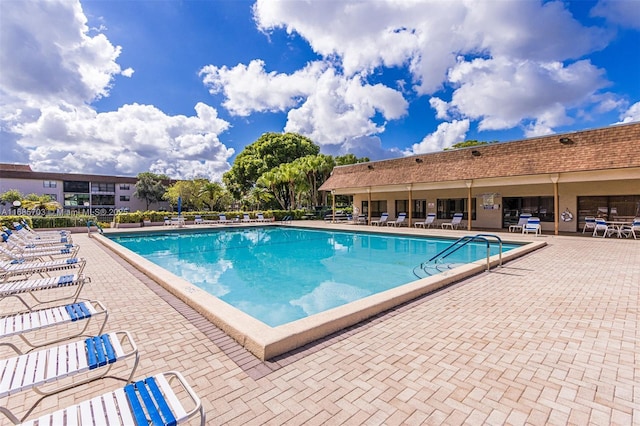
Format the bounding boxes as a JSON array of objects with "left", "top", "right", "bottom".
[
  {"left": 109, "top": 227, "right": 519, "bottom": 327},
  {"left": 98, "top": 224, "right": 544, "bottom": 359}
]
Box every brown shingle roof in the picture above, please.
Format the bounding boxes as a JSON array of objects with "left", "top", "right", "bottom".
[{"left": 319, "top": 122, "right": 640, "bottom": 191}]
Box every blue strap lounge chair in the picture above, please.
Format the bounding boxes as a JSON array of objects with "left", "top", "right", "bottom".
[
  {"left": 387, "top": 213, "right": 407, "bottom": 227},
  {"left": 371, "top": 213, "right": 388, "bottom": 226},
  {"left": 414, "top": 213, "right": 436, "bottom": 228},
  {"left": 0, "top": 274, "right": 89, "bottom": 311},
  {"left": 16, "top": 371, "right": 204, "bottom": 426},
  {"left": 0, "top": 244, "right": 80, "bottom": 263},
  {"left": 1, "top": 258, "right": 86, "bottom": 282},
  {"left": 509, "top": 213, "right": 532, "bottom": 232},
  {"left": 0, "top": 331, "right": 139, "bottom": 424},
  {"left": 1, "top": 300, "right": 108, "bottom": 354},
  {"left": 442, "top": 213, "right": 463, "bottom": 230},
  {"left": 522, "top": 217, "right": 542, "bottom": 236}
]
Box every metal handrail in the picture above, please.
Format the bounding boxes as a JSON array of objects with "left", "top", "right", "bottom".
[{"left": 414, "top": 234, "right": 503, "bottom": 277}]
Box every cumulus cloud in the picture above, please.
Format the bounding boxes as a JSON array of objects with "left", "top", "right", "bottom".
[
  {"left": 616, "top": 102, "right": 640, "bottom": 124},
  {"left": 0, "top": 0, "right": 233, "bottom": 180},
  {"left": 591, "top": 0, "right": 640, "bottom": 29},
  {"left": 246, "top": 0, "right": 622, "bottom": 148},
  {"left": 405, "top": 119, "right": 470, "bottom": 155},
  {"left": 200, "top": 59, "right": 408, "bottom": 148},
  {"left": 11, "top": 102, "right": 233, "bottom": 181}
]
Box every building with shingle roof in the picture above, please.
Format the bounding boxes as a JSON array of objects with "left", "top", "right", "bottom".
[{"left": 320, "top": 122, "right": 640, "bottom": 234}]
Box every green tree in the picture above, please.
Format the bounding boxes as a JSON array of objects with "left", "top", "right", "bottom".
[
  {"left": 335, "top": 153, "right": 369, "bottom": 166},
  {"left": 223, "top": 132, "right": 320, "bottom": 199},
  {"left": 164, "top": 180, "right": 197, "bottom": 211},
  {"left": 0, "top": 189, "right": 23, "bottom": 205},
  {"left": 134, "top": 172, "right": 169, "bottom": 210},
  {"left": 197, "top": 181, "right": 226, "bottom": 211},
  {"left": 295, "top": 154, "right": 335, "bottom": 208},
  {"left": 444, "top": 140, "right": 496, "bottom": 150},
  {"left": 21, "top": 194, "right": 61, "bottom": 212}
]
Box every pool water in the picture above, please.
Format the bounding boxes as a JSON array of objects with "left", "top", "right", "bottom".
[{"left": 110, "top": 227, "right": 517, "bottom": 327}]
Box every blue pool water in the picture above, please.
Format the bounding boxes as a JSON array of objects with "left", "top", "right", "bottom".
[{"left": 109, "top": 227, "right": 518, "bottom": 327}]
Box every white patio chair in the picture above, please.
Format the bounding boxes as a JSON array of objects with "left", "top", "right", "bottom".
[
  {"left": 1, "top": 258, "right": 86, "bottom": 282},
  {"left": 414, "top": 213, "right": 436, "bottom": 228},
  {"left": 16, "top": 371, "right": 204, "bottom": 426},
  {"left": 371, "top": 213, "right": 388, "bottom": 226},
  {"left": 593, "top": 218, "right": 616, "bottom": 237},
  {"left": 0, "top": 244, "right": 79, "bottom": 263},
  {"left": 0, "top": 331, "right": 139, "bottom": 424},
  {"left": 509, "top": 213, "right": 532, "bottom": 233},
  {"left": 1, "top": 300, "right": 108, "bottom": 354},
  {"left": 387, "top": 213, "right": 407, "bottom": 227},
  {"left": 0, "top": 274, "right": 89, "bottom": 312},
  {"left": 620, "top": 218, "right": 640, "bottom": 239},
  {"left": 522, "top": 217, "right": 542, "bottom": 236},
  {"left": 582, "top": 217, "right": 596, "bottom": 234},
  {"left": 442, "top": 213, "right": 463, "bottom": 230}
]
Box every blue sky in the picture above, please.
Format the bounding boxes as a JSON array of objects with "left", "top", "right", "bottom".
[{"left": 1, "top": 0, "right": 639, "bottom": 181}]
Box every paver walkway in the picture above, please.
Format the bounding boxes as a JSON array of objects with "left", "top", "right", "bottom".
[{"left": 2, "top": 226, "right": 639, "bottom": 425}]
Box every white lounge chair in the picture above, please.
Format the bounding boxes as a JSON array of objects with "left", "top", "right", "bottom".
[
  {"left": 1, "top": 230, "right": 72, "bottom": 248},
  {"left": 0, "top": 331, "right": 138, "bottom": 424},
  {"left": 0, "top": 244, "right": 79, "bottom": 262},
  {"left": 0, "top": 274, "right": 88, "bottom": 311},
  {"left": 582, "top": 216, "right": 596, "bottom": 234},
  {"left": 442, "top": 213, "right": 463, "bottom": 230},
  {"left": 3, "top": 227, "right": 72, "bottom": 245},
  {"left": 10, "top": 224, "right": 71, "bottom": 242},
  {"left": 522, "top": 217, "right": 542, "bottom": 236},
  {"left": 16, "top": 221, "right": 70, "bottom": 238},
  {"left": 194, "top": 215, "right": 203, "bottom": 225},
  {"left": 620, "top": 218, "right": 640, "bottom": 239},
  {"left": 1, "top": 300, "right": 107, "bottom": 354},
  {"left": 371, "top": 213, "right": 389, "bottom": 226},
  {"left": 1, "top": 258, "right": 86, "bottom": 282},
  {"left": 16, "top": 371, "right": 205, "bottom": 426},
  {"left": 387, "top": 213, "right": 407, "bottom": 227},
  {"left": 509, "top": 213, "right": 532, "bottom": 233},
  {"left": 164, "top": 217, "right": 172, "bottom": 226},
  {"left": 256, "top": 213, "right": 270, "bottom": 222},
  {"left": 242, "top": 213, "right": 254, "bottom": 223},
  {"left": 414, "top": 213, "right": 436, "bottom": 228},
  {"left": 593, "top": 218, "right": 616, "bottom": 237}
]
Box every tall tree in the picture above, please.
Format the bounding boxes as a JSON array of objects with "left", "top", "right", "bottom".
[
  {"left": 134, "top": 172, "right": 169, "bottom": 210},
  {"left": 335, "top": 154, "right": 369, "bottom": 166},
  {"left": 197, "top": 181, "right": 226, "bottom": 211},
  {"left": 223, "top": 132, "right": 319, "bottom": 199}
]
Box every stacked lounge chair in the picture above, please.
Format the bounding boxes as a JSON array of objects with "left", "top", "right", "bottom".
[{"left": 0, "top": 221, "right": 205, "bottom": 425}]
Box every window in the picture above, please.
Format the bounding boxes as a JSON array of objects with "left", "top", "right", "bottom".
[
  {"left": 370, "top": 200, "right": 387, "bottom": 217},
  {"left": 119, "top": 184, "right": 131, "bottom": 190},
  {"left": 91, "top": 195, "right": 115, "bottom": 206},
  {"left": 395, "top": 200, "right": 408, "bottom": 216},
  {"left": 503, "top": 197, "right": 554, "bottom": 225},
  {"left": 437, "top": 198, "right": 476, "bottom": 220},
  {"left": 43, "top": 180, "right": 56, "bottom": 188},
  {"left": 412, "top": 199, "right": 426, "bottom": 219},
  {"left": 63, "top": 181, "right": 89, "bottom": 193},
  {"left": 91, "top": 182, "right": 115, "bottom": 193},
  {"left": 577, "top": 195, "right": 640, "bottom": 228},
  {"left": 120, "top": 195, "right": 130, "bottom": 202},
  {"left": 64, "top": 193, "right": 89, "bottom": 207}
]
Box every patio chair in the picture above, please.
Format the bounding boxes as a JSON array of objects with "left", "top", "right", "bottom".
[
  {"left": 387, "top": 213, "right": 407, "bottom": 227},
  {"left": 11, "top": 224, "right": 71, "bottom": 242},
  {"left": 1, "top": 230, "right": 72, "bottom": 248},
  {"left": 371, "top": 213, "right": 389, "bottom": 226},
  {"left": 0, "top": 331, "right": 139, "bottom": 424},
  {"left": 1, "top": 236, "right": 76, "bottom": 255},
  {"left": 509, "top": 213, "right": 532, "bottom": 233},
  {"left": 593, "top": 218, "right": 616, "bottom": 237},
  {"left": 0, "top": 244, "right": 80, "bottom": 263},
  {"left": 256, "top": 213, "right": 270, "bottom": 222},
  {"left": 441, "top": 213, "right": 463, "bottom": 230},
  {"left": 522, "top": 217, "right": 542, "bottom": 236},
  {"left": 17, "top": 221, "right": 70, "bottom": 237},
  {"left": 620, "top": 218, "right": 640, "bottom": 239},
  {"left": 164, "top": 216, "right": 171, "bottom": 226},
  {"left": 216, "top": 214, "right": 232, "bottom": 224},
  {"left": 14, "top": 371, "right": 205, "bottom": 426},
  {"left": 414, "top": 213, "right": 436, "bottom": 228},
  {"left": 3, "top": 226, "right": 72, "bottom": 245},
  {"left": 242, "top": 213, "right": 254, "bottom": 223},
  {"left": 582, "top": 217, "right": 596, "bottom": 234},
  {"left": 355, "top": 214, "right": 368, "bottom": 225},
  {"left": 0, "top": 274, "right": 89, "bottom": 311},
  {"left": 1, "top": 258, "right": 86, "bottom": 282},
  {"left": 1, "top": 300, "right": 108, "bottom": 355},
  {"left": 194, "top": 215, "right": 203, "bottom": 225}
]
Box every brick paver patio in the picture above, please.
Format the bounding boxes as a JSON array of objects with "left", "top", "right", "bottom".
[{"left": 2, "top": 225, "right": 639, "bottom": 425}]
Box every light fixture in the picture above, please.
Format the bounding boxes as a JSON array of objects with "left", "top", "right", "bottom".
[
  {"left": 415, "top": 158, "right": 423, "bottom": 163},
  {"left": 559, "top": 137, "right": 574, "bottom": 145},
  {"left": 367, "top": 164, "right": 374, "bottom": 170},
  {"left": 471, "top": 150, "right": 481, "bottom": 157}
]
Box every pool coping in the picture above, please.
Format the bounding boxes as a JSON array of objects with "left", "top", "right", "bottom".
[{"left": 93, "top": 224, "right": 546, "bottom": 360}]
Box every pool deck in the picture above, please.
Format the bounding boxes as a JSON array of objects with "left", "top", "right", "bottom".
[{"left": 2, "top": 222, "right": 639, "bottom": 425}]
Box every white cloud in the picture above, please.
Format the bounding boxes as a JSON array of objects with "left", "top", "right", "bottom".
[
  {"left": 201, "top": 59, "right": 408, "bottom": 147},
  {"left": 11, "top": 102, "right": 233, "bottom": 181},
  {"left": 616, "top": 102, "right": 640, "bottom": 124},
  {"left": 0, "top": 0, "right": 233, "bottom": 181},
  {"left": 405, "top": 119, "right": 470, "bottom": 155},
  {"left": 591, "top": 0, "right": 640, "bottom": 29}
]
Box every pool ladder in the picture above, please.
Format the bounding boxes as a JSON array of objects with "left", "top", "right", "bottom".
[{"left": 413, "top": 234, "right": 503, "bottom": 278}]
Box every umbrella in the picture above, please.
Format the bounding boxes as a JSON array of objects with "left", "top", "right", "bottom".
[{"left": 177, "top": 196, "right": 182, "bottom": 217}]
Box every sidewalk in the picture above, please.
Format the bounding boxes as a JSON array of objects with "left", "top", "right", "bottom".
[{"left": 3, "top": 229, "right": 639, "bottom": 425}]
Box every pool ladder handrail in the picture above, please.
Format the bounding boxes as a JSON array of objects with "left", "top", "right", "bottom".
[{"left": 413, "top": 234, "right": 503, "bottom": 278}]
